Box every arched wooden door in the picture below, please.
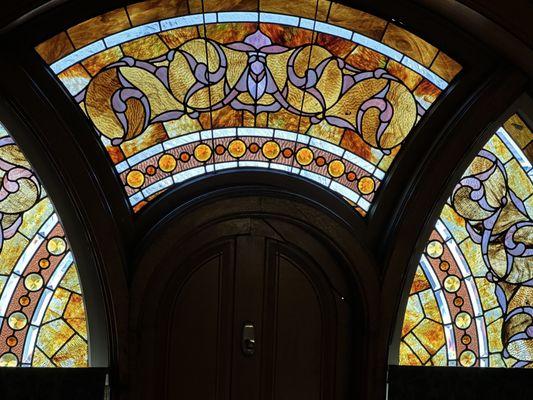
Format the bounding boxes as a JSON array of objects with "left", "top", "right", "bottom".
[
  {"left": 162, "top": 232, "right": 350, "bottom": 400},
  {"left": 131, "top": 196, "right": 366, "bottom": 400}
]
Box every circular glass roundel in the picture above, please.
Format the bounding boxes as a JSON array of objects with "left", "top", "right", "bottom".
[
  {"left": 262, "top": 141, "right": 280, "bottom": 159},
  {"left": 444, "top": 275, "right": 461, "bottom": 293},
  {"left": 0, "top": 352, "right": 18, "bottom": 367},
  {"left": 426, "top": 240, "right": 444, "bottom": 258},
  {"left": 439, "top": 261, "right": 450, "bottom": 271},
  {"left": 328, "top": 160, "right": 345, "bottom": 178},
  {"left": 358, "top": 177, "right": 375, "bottom": 195},
  {"left": 228, "top": 139, "right": 246, "bottom": 158},
  {"left": 126, "top": 170, "right": 145, "bottom": 188},
  {"left": 24, "top": 273, "right": 44, "bottom": 292},
  {"left": 159, "top": 154, "right": 177, "bottom": 172},
  {"left": 8, "top": 312, "right": 28, "bottom": 331},
  {"left": 19, "top": 296, "right": 31, "bottom": 306},
  {"left": 461, "top": 334, "right": 472, "bottom": 345},
  {"left": 455, "top": 312, "right": 472, "bottom": 329},
  {"left": 6, "top": 336, "right": 18, "bottom": 347},
  {"left": 194, "top": 144, "right": 212, "bottom": 162},
  {"left": 296, "top": 147, "right": 313, "bottom": 166},
  {"left": 460, "top": 350, "right": 476, "bottom": 367},
  {"left": 47, "top": 237, "right": 67, "bottom": 255}
]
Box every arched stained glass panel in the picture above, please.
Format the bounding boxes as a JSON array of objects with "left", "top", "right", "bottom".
[
  {"left": 36, "top": 0, "right": 461, "bottom": 215},
  {"left": 400, "top": 114, "right": 533, "bottom": 368},
  {"left": 0, "top": 123, "right": 88, "bottom": 367}
]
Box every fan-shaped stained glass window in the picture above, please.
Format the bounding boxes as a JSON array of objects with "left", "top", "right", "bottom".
[
  {"left": 36, "top": 0, "right": 461, "bottom": 215},
  {"left": 0, "top": 123, "right": 88, "bottom": 367},
  {"left": 400, "top": 114, "right": 533, "bottom": 368}
]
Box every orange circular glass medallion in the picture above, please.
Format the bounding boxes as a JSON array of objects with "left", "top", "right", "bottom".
[
  {"left": 39, "top": 258, "right": 50, "bottom": 269},
  {"left": 194, "top": 144, "right": 212, "bottom": 162},
  {"left": 126, "top": 170, "right": 145, "bottom": 188},
  {"left": 180, "top": 152, "right": 190, "bottom": 162},
  {"left": 439, "top": 261, "right": 450, "bottom": 271},
  {"left": 296, "top": 148, "right": 314, "bottom": 166},
  {"left": 454, "top": 296, "right": 464, "bottom": 307},
  {"left": 19, "top": 296, "right": 30, "bottom": 307},
  {"left": 282, "top": 148, "right": 293, "bottom": 158},
  {"left": 215, "top": 145, "right": 226, "bottom": 155},
  {"left": 6, "top": 336, "right": 17, "bottom": 347},
  {"left": 249, "top": 143, "right": 259, "bottom": 153},
  {"left": 347, "top": 172, "right": 357, "bottom": 181},
  {"left": 315, "top": 156, "right": 326, "bottom": 167},
  {"left": 158, "top": 154, "right": 177, "bottom": 172},
  {"left": 461, "top": 334, "right": 472, "bottom": 345},
  {"left": 358, "top": 176, "right": 375, "bottom": 194},
  {"left": 262, "top": 141, "right": 280, "bottom": 160},
  {"left": 228, "top": 139, "right": 246, "bottom": 158},
  {"left": 328, "top": 160, "right": 345, "bottom": 178},
  {"left": 145, "top": 165, "right": 156, "bottom": 175}
]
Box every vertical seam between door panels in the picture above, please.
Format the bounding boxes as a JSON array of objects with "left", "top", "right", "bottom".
[{"left": 229, "top": 239, "right": 238, "bottom": 400}]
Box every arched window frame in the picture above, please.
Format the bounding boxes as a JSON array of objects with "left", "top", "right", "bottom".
[
  {"left": 0, "top": 100, "right": 111, "bottom": 368},
  {"left": 391, "top": 94, "right": 533, "bottom": 368}
]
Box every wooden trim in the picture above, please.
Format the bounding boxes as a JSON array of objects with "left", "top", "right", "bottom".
[
  {"left": 388, "top": 365, "right": 533, "bottom": 399},
  {"left": 0, "top": 1, "right": 529, "bottom": 399},
  {"left": 0, "top": 367, "right": 107, "bottom": 399}
]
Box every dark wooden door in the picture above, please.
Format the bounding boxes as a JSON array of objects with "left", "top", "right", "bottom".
[{"left": 158, "top": 225, "right": 353, "bottom": 400}]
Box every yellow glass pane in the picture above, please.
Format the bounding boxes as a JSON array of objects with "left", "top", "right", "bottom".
[
  {"left": 37, "top": 319, "right": 75, "bottom": 358},
  {"left": 52, "top": 335, "right": 88, "bottom": 367}
]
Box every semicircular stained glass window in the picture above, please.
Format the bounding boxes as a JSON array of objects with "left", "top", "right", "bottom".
[
  {"left": 400, "top": 113, "right": 533, "bottom": 368},
  {"left": 0, "top": 122, "right": 88, "bottom": 367},
  {"left": 36, "top": 0, "right": 461, "bottom": 215}
]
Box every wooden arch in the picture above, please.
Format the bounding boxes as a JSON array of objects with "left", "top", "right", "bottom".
[{"left": 0, "top": 1, "right": 530, "bottom": 399}]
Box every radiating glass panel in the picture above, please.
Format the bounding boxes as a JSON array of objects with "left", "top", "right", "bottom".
[
  {"left": 400, "top": 114, "right": 533, "bottom": 368},
  {"left": 0, "top": 123, "right": 88, "bottom": 368}
]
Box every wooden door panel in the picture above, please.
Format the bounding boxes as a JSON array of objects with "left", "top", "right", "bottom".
[
  {"left": 166, "top": 255, "right": 221, "bottom": 399},
  {"left": 274, "top": 254, "right": 324, "bottom": 400}
]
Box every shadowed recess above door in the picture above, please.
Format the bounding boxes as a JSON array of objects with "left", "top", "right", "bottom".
[{"left": 36, "top": 0, "right": 461, "bottom": 215}]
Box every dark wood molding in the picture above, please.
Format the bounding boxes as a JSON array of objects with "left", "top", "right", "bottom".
[
  {"left": 0, "top": 1, "right": 530, "bottom": 399},
  {"left": 457, "top": 0, "right": 532, "bottom": 48},
  {"left": 388, "top": 365, "right": 533, "bottom": 399},
  {"left": 0, "top": 367, "right": 107, "bottom": 400}
]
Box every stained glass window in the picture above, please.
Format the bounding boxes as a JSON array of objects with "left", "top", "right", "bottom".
[
  {"left": 400, "top": 113, "right": 533, "bottom": 368},
  {"left": 0, "top": 123, "right": 88, "bottom": 367},
  {"left": 36, "top": 0, "right": 461, "bottom": 215}
]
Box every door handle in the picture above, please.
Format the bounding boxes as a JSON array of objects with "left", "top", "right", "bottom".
[{"left": 241, "top": 323, "right": 256, "bottom": 356}]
